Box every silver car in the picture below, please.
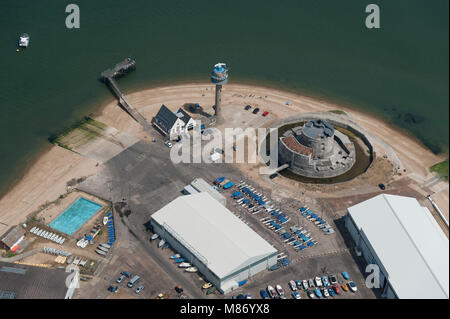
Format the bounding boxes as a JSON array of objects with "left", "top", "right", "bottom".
[{"left": 135, "top": 285, "right": 144, "bottom": 294}]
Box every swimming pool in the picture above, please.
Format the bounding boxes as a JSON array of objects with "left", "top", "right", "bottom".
[{"left": 49, "top": 197, "right": 103, "bottom": 235}]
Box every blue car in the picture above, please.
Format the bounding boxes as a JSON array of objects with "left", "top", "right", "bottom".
[
  {"left": 328, "top": 287, "right": 335, "bottom": 297},
  {"left": 342, "top": 271, "right": 350, "bottom": 280},
  {"left": 260, "top": 289, "right": 269, "bottom": 299},
  {"left": 314, "top": 288, "right": 322, "bottom": 298}
]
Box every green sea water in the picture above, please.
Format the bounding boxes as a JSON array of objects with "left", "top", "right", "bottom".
[{"left": 0, "top": 0, "right": 448, "bottom": 198}]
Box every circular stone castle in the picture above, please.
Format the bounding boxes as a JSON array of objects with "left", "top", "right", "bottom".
[{"left": 278, "top": 119, "right": 356, "bottom": 178}]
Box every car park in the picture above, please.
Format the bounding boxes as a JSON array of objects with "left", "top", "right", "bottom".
[
  {"left": 116, "top": 274, "right": 126, "bottom": 283},
  {"left": 348, "top": 281, "right": 357, "bottom": 292},
  {"left": 267, "top": 285, "right": 277, "bottom": 299},
  {"left": 252, "top": 108, "right": 260, "bottom": 114},
  {"left": 135, "top": 285, "right": 144, "bottom": 294},
  {"left": 289, "top": 280, "right": 297, "bottom": 291},
  {"left": 292, "top": 291, "right": 301, "bottom": 299},
  {"left": 260, "top": 289, "right": 270, "bottom": 299}
]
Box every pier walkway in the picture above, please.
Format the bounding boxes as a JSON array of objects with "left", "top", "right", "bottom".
[{"left": 101, "top": 58, "right": 153, "bottom": 134}]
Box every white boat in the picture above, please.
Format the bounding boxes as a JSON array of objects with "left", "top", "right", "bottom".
[
  {"left": 169, "top": 254, "right": 181, "bottom": 259},
  {"left": 103, "top": 216, "right": 109, "bottom": 225},
  {"left": 18, "top": 33, "right": 30, "bottom": 47},
  {"left": 76, "top": 238, "right": 86, "bottom": 247},
  {"left": 95, "top": 249, "right": 107, "bottom": 256},
  {"left": 30, "top": 226, "right": 36, "bottom": 233},
  {"left": 99, "top": 243, "right": 111, "bottom": 249},
  {"left": 150, "top": 234, "right": 159, "bottom": 241},
  {"left": 185, "top": 267, "right": 198, "bottom": 273},
  {"left": 178, "top": 262, "right": 191, "bottom": 268},
  {"left": 158, "top": 239, "right": 166, "bottom": 248}
]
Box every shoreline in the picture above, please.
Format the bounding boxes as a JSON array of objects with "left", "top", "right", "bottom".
[{"left": 0, "top": 82, "right": 448, "bottom": 235}]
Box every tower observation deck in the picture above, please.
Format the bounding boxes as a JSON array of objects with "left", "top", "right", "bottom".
[{"left": 210, "top": 63, "right": 229, "bottom": 124}]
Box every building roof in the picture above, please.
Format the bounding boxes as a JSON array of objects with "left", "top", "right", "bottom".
[
  {"left": 0, "top": 226, "right": 25, "bottom": 249},
  {"left": 348, "top": 194, "right": 449, "bottom": 299},
  {"left": 190, "top": 178, "right": 226, "bottom": 205},
  {"left": 281, "top": 136, "right": 313, "bottom": 157},
  {"left": 302, "top": 120, "right": 334, "bottom": 139},
  {"left": 0, "top": 262, "right": 68, "bottom": 299},
  {"left": 151, "top": 193, "right": 277, "bottom": 279},
  {"left": 175, "top": 108, "right": 192, "bottom": 124},
  {"left": 153, "top": 105, "right": 179, "bottom": 133}
]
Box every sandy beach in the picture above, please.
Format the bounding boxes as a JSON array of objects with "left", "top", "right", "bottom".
[{"left": 0, "top": 83, "right": 448, "bottom": 236}]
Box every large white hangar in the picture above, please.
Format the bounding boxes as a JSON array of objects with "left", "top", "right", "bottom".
[
  {"left": 150, "top": 192, "right": 278, "bottom": 293},
  {"left": 345, "top": 194, "right": 449, "bottom": 299}
]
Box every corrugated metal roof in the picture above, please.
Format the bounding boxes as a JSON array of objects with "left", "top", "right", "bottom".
[
  {"left": 151, "top": 193, "right": 277, "bottom": 279},
  {"left": 348, "top": 194, "right": 449, "bottom": 299},
  {"left": 0, "top": 226, "right": 25, "bottom": 248},
  {"left": 153, "top": 105, "right": 179, "bottom": 133}
]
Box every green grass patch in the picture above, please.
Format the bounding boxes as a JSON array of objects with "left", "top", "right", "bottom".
[{"left": 430, "top": 159, "right": 449, "bottom": 183}]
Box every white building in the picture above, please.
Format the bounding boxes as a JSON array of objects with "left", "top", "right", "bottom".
[
  {"left": 150, "top": 192, "right": 278, "bottom": 293},
  {"left": 345, "top": 194, "right": 449, "bottom": 299},
  {"left": 183, "top": 178, "right": 226, "bottom": 206},
  {"left": 152, "top": 105, "right": 197, "bottom": 140}
]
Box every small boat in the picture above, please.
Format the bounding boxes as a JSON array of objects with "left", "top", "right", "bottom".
[
  {"left": 150, "top": 234, "right": 159, "bottom": 241},
  {"left": 185, "top": 267, "right": 198, "bottom": 273},
  {"left": 76, "top": 239, "right": 85, "bottom": 247},
  {"left": 162, "top": 243, "right": 169, "bottom": 249},
  {"left": 97, "top": 246, "right": 109, "bottom": 253},
  {"left": 169, "top": 254, "right": 181, "bottom": 259},
  {"left": 95, "top": 249, "right": 107, "bottom": 256},
  {"left": 18, "top": 33, "right": 30, "bottom": 47},
  {"left": 174, "top": 258, "right": 185, "bottom": 263},
  {"left": 103, "top": 216, "right": 109, "bottom": 225},
  {"left": 99, "top": 243, "right": 111, "bottom": 249},
  {"left": 178, "top": 262, "right": 191, "bottom": 268},
  {"left": 158, "top": 239, "right": 166, "bottom": 248}
]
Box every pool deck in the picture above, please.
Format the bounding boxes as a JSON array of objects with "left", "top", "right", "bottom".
[{"left": 36, "top": 191, "right": 109, "bottom": 238}]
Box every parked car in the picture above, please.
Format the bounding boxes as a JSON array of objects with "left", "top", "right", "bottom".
[
  {"left": 108, "top": 285, "right": 118, "bottom": 293},
  {"left": 244, "top": 105, "right": 252, "bottom": 110},
  {"left": 202, "top": 283, "right": 212, "bottom": 290},
  {"left": 116, "top": 274, "right": 126, "bottom": 283},
  {"left": 295, "top": 280, "right": 302, "bottom": 290},
  {"left": 314, "top": 288, "right": 322, "bottom": 298},
  {"left": 245, "top": 294, "right": 252, "bottom": 299},
  {"left": 342, "top": 271, "right": 350, "bottom": 280},
  {"left": 260, "top": 289, "right": 270, "bottom": 299},
  {"left": 315, "top": 276, "right": 323, "bottom": 287},
  {"left": 333, "top": 284, "right": 341, "bottom": 295},
  {"left": 135, "top": 285, "right": 144, "bottom": 294},
  {"left": 322, "top": 288, "right": 330, "bottom": 298},
  {"left": 175, "top": 286, "right": 184, "bottom": 294},
  {"left": 308, "top": 279, "right": 315, "bottom": 288},
  {"left": 328, "top": 287, "right": 335, "bottom": 297},
  {"left": 292, "top": 291, "right": 301, "bottom": 299},
  {"left": 252, "top": 108, "right": 260, "bottom": 114},
  {"left": 127, "top": 275, "right": 140, "bottom": 288},
  {"left": 164, "top": 141, "right": 173, "bottom": 148},
  {"left": 269, "top": 173, "right": 278, "bottom": 179},
  {"left": 276, "top": 284, "right": 285, "bottom": 296},
  {"left": 262, "top": 111, "right": 269, "bottom": 117},
  {"left": 289, "top": 280, "right": 297, "bottom": 291},
  {"left": 378, "top": 183, "right": 386, "bottom": 190},
  {"left": 322, "top": 275, "right": 330, "bottom": 287},
  {"left": 302, "top": 280, "right": 309, "bottom": 290},
  {"left": 236, "top": 294, "right": 245, "bottom": 299},
  {"left": 348, "top": 281, "right": 357, "bottom": 292},
  {"left": 121, "top": 271, "right": 131, "bottom": 278},
  {"left": 342, "top": 283, "right": 349, "bottom": 292},
  {"left": 267, "top": 285, "right": 277, "bottom": 299},
  {"left": 329, "top": 274, "right": 338, "bottom": 285}
]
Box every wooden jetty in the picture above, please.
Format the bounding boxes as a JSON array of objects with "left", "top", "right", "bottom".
[{"left": 101, "top": 58, "right": 153, "bottom": 132}]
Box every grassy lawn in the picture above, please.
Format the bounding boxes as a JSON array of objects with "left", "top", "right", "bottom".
[{"left": 430, "top": 159, "right": 449, "bottom": 183}]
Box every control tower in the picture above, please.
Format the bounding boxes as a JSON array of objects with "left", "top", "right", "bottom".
[{"left": 210, "top": 63, "right": 229, "bottom": 124}]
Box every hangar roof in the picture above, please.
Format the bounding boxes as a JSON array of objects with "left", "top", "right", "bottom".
[{"left": 151, "top": 193, "right": 277, "bottom": 279}]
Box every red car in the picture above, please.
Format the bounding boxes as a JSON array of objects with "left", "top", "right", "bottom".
[
  {"left": 333, "top": 284, "right": 341, "bottom": 295},
  {"left": 262, "top": 111, "right": 269, "bottom": 117}
]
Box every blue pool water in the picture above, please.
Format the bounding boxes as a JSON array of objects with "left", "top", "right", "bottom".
[{"left": 50, "top": 197, "right": 103, "bottom": 235}]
